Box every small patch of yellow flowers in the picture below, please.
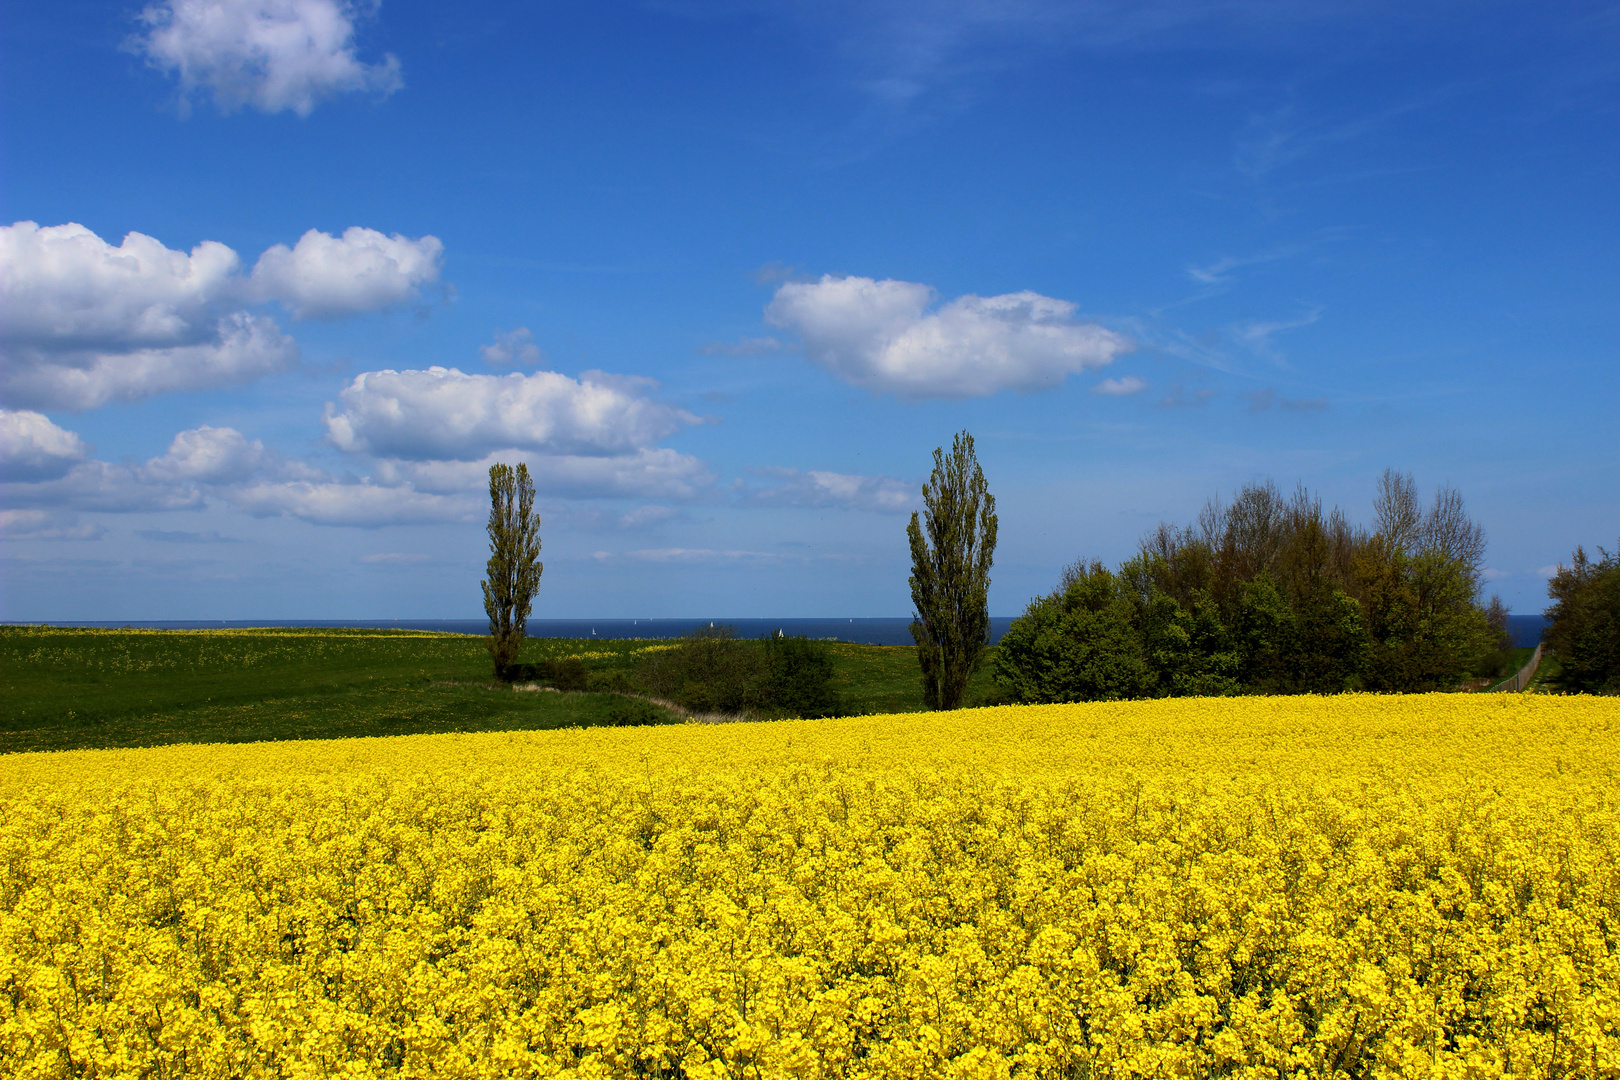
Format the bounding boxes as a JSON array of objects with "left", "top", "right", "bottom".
[{"left": 2, "top": 694, "right": 1618, "bottom": 1078}]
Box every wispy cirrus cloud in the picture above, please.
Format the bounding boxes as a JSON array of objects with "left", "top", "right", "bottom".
[
  {"left": 1229, "top": 308, "right": 1323, "bottom": 366},
  {"left": 359, "top": 552, "right": 430, "bottom": 565},
  {"left": 1242, "top": 387, "right": 1328, "bottom": 412},
  {"left": 737, "top": 466, "right": 914, "bottom": 513},
  {"left": 0, "top": 509, "right": 108, "bottom": 542},
  {"left": 1157, "top": 383, "right": 1216, "bottom": 408},
  {"left": 590, "top": 547, "right": 799, "bottom": 565},
  {"left": 674, "top": 0, "right": 1359, "bottom": 119},
  {"left": 1186, "top": 243, "right": 1314, "bottom": 285}
]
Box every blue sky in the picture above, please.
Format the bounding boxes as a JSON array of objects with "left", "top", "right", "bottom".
[{"left": 2, "top": 0, "right": 1616, "bottom": 621}]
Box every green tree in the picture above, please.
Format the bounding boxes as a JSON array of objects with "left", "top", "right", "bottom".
[
  {"left": 908, "top": 431, "right": 998, "bottom": 710},
  {"left": 1355, "top": 541, "right": 1491, "bottom": 692},
  {"left": 1233, "top": 574, "right": 1297, "bottom": 692},
  {"left": 994, "top": 561, "right": 1154, "bottom": 703},
  {"left": 760, "top": 634, "right": 841, "bottom": 718},
  {"left": 482, "top": 462, "right": 543, "bottom": 680},
  {"left": 1545, "top": 543, "right": 1620, "bottom": 694}
]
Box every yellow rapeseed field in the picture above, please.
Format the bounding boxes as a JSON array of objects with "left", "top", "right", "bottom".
[{"left": 2, "top": 695, "right": 1617, "bottom": 1079}]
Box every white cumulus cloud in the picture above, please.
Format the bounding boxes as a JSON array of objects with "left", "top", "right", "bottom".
[
  {"left": 132, "top": 0, "right": 402, "bottom": 117},
  {"left": 765, "top": 275, "right": 1131, "bottom": 398},
  {"left": 248, "top": 227, "right": 442, "bottom": 318},
  {"left": 739, "top": 466, "right": 914, "bottom": 513},
  {"left": 323, "top": 366, "right": 702, "bottom": 461},
  {"left": 0, "top": 222, "right": 240, "bottom": 348},
  {"left": 143, "top": 425, "right": 276, "bottom": 484},
  {"left": 0, "top": 221, "right": 441, "bottom": 409},
  {"left": 4, "top": 312, "right": 297, "bottom": 411},
  {"left": 0, "top": 410, "right": 91, "bottom": 482}
]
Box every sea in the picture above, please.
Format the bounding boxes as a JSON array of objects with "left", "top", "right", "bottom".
[
  {"left": 25, "top": 617, "right": 1015, "bottom": 647},
  {"left": 17, "top": 613, "right": 1548, "bottom": 648}
]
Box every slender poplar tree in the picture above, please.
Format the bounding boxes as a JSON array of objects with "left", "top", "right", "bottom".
[
  {"left": 908, "top": 431, "right": 998, "bottom": 710},
  {"left": 482, "top": 462, "right": 543, "bottom": 680}
]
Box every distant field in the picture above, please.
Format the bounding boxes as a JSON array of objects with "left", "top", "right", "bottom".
[{"left": 0, "top": 626, "right": 1004, "bottom": 753}]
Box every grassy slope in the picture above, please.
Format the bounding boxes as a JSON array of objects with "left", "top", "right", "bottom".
[
  {"left": 824, "top": 641, "right": 1006, "bottom": 715},
  {"left": 0, "top": 628, "right": 675, "bottom": 753},
  {"left": 0, "top": 627, "right": 1000, "bottom": 753}
]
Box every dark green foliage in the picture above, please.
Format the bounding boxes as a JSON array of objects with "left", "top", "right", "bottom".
[
  {"left": 908, "top": 431, "right": 998, "bottom": 710},
  {"left": 482, "top": 462, "right": 543, "bottom": 680},
  {"left": 1289, "top": 588, "right": 1369, "bottom": 693},
  {"left": 998, "top": 471, "right": 1501, "bottom": 703},
  {"left": 1138, "top": 590, "right": 1242, "bottom": 697},
  {"left": 605, "top": 699, "right": 676, "bottom": 727},
  {"left": 1544, "top": 543, "right": 1620, "bottom": 694},
  {"left": 635, "top": 624, "right": 759, "bottom": 714},
  {"left": 551, "top": 657, "right": 589, "bottom": 692},
  {"left": 510, "top": 657, "right": 591, "bottom": 691},
  {"left": 1233, "top": 575, "right": 1297, "bottom": 691},
  {"left": 1474, "top": 594, "right": 1517, "bottom": 679},
  {"left": 632, "top": 625, "right": 841, "bottom": 717},
  {"left": 1356, "top": 546, "right": 1492, "bottom": 692},
  {"left": 994, "top": 562, "right": 1154, "bottom": 703},
  {"left": 759, "top": 633, "right": 842, "bottom": 718}
]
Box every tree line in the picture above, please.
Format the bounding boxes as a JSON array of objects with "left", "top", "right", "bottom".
[
  {"left": 479, "top": 439, "right": 1616, "bottom": 712},
  {"left": 992, "top": 470, "right": 1510, "bottom": 701},
  {"left": 909, "top": 436, "right": 1618, "bottom": 702}
]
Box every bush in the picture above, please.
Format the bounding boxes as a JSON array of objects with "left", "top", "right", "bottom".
[
  {"left": 759, "top": 634, "right": 841, "bottom": 718},
  {"left": 502, "top": 656, "right": 587, "bottom": 691},
  {"left": 994, "top": 562, "right": 1155, "bottom": 704},
  {"left": 604, "top": 698, "right": 674, "bottom": 727},
  {"left": 634, "top": 625, "right": 840, "bottom": 717},
  {"left": 1545, "top": 543, "right": 1620, "bottom": 694},
  {"left": 551, "top": 658, "right": 589, "bottom": 692}
]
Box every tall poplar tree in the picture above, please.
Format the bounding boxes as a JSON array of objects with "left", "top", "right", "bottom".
[
  {"left": 908, "top": 431, "right": 998, "bottom": 710},
  {"left": 482, "top": 462, "right": 543, "bottom": 680}
]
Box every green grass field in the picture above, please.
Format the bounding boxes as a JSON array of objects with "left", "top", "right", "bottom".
[{"left": 0, "top": 626, "right": 1003, "bottom": 754}]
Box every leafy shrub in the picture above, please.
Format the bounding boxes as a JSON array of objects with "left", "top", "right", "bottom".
[
  {"left": 604, "top": 698, "right": 674, "bottom": 727},
  {"left": 550, "top": 658, "right": 588, "bottom": 692},
  {"left": 1545, "top": 543, "right": 1620, "bottom": 694},
  {"left": 634, "top": 625, "right": 840, "bottom": 717},
  {"left": 994, "top": 562, "right": 1155, "bottom": 704},
  {"left": 501, "top": 657, "right": 586, "bottom": 690},
  {"left": 759, "top": 633, "right": 841, "bottom": 718}
]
